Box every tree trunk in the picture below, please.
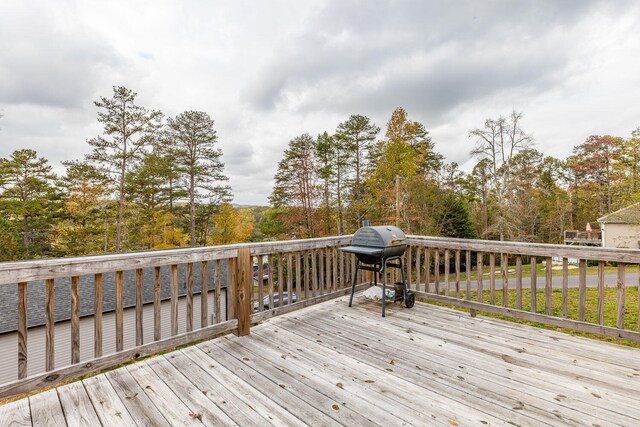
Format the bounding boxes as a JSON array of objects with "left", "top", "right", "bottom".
[
  {"left": 190, "top": 173, "right": 196, "bottom": 246},
  {"left": 116, "top": 156, "right": 126, "bottom": 253}
]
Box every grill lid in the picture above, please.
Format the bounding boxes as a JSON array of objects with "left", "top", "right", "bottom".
[{"left": 351, "top": 225, "right": 406, "bottom": 248}]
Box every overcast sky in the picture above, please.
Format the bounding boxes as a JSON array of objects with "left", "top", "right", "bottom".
[{"left": 1, "top": 1, "right": 639, "bottom": 205}]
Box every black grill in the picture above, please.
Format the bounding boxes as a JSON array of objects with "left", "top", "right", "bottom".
[{"left": 340, "top": 226, "right": 415, "bottom": 316}]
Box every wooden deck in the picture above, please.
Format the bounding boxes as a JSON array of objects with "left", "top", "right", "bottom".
[{"left": 2, "top": 295, "right": 640, "bottom": 426}]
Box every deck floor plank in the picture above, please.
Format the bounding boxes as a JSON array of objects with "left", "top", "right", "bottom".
[
  {"left": 182, "top": 346, "right": 306, "bottom": 427},
  {"left": 164, "top": 350, "right": 272, "bottom": 427},
  {"left": 211, "top": 337, "right": 385, "bottom": 427},
  {"left": 29, "top": 389, "right": 65, "bottom": 427},
  {"left": 3, "top": 296, "right": 640, "bottom": 427},
  {"left": 344, "top": 300, "right": 640, "bottom": 419},
  {"left": 126, "top": 361, "right": 204, "bottom": 426},
  {"left": 196, "top": 340, "right": 342, "bottom": 427},
  {"left": 147, "top": 356, "right": 239, "bottom": 426},
  {"left": 84, "top": 373, "right": 137, "bottom": 426},
  {"left": 56, "top": 380, "right": 101, "bottom": 426},
  {"left": 0, "top": 396, "right": 31, "bottom": 426},
  {"left": 105, "top": 367, "right": 171, "bottom": 427},
  {"left": 301, "top": 301, "right": 637, "bottom": 425},
  {"left": 249, "top": 318, "right": 527, "bottom": 426},
  {"left": 215, "top": 331, "right": 412, "bottom": 427}
]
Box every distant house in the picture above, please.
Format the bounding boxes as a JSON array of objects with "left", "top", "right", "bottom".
[{"left": 597, "top": 202, "right": 640, "bottom": 249}]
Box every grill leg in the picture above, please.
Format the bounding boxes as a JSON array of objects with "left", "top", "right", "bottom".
[
  {"left": 348, "top": 260, "right": 360, "bottom": 307},
  {"left": 382, "top": 259, "right": 387, "bottom": 317},
  {"left": 398, "top": 258, "right": 409, "bottom": 300}
]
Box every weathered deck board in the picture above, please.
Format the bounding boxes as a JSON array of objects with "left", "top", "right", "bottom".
[
  {"left": 0, "top": 396, "right": 30, "bottom": 426},
  {"left": 84, "top": 374, "right": 137, "bottom": 426},
  {"left": 2, "top": 296, "right": 640, "bottom": 426},
  {"left": 56, "top": 381, "right": 101, "bottom": 426},
  {"left": 28, "top": 389, "right": 65, "bottom": 427}
]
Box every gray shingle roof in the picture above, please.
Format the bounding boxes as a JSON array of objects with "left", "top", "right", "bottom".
[{"left": 597, "top": 202, "right": 640, "bottom": 224}]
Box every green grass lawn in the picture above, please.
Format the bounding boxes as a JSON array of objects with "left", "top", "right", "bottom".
[
  {"left": 451, "top": 262, "right": 640, "bottom": 281},
  {"left": 426, "top": 286, "right": 640, "bottom": 348}
]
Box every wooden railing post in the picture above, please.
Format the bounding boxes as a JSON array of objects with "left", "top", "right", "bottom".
[{"left": 234, "top": 247, "right": 252, "bottom": 337}]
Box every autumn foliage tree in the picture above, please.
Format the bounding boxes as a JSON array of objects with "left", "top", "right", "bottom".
[{"left": 270, "top": 134, "right": 319, "bottom": 238}]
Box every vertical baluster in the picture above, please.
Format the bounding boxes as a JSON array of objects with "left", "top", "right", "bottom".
[
  {"left": 467, "top": 251, "right": 475, "bottom": 317},
  {"left": 415, "top": 246, "right": 421, "bottom": 291},
  {"left": 562, "top": 258, "right": 568, "bottom": 317},
  {"left": 287, "top": 253, "right": 293, "bottom": 304},
  {"left": 332, "top": 248, "right": 337, "bottom": 291},
  {"left": 545, "top": 257, "right": 552, "bottom": 315},
  {"left": 227, "top": 257, "right": 236, "bottom": 321},
  {"left": 296, "top": 252, "right": 301, "bottom": 299},
  {"left": 71, "top": 276, "right": 80, "bottom": 363},
  {"left": 637, "top": 265, "right": 640, "bottom": 332},
  {"left": 444, "top": 249, "right": 450, "bottom": 296},
  {"left": 465, "top": 250, "right": 471, "bottom": 301},
  {"left": 170, "top": 265, "right": 178, "bottom": 336},
  {"left": 617, "top": 263, "right": 626, "bottom": 329},
  {"left": 326, "top": 248, "right": 332, "bottom": 292},
  {"left": 304, "top": 252, "right": 309, "bottom": 299},
  {"left": 201, "top": 261, "right": 209, "bottom": 328},
  {"left": 425, "top": 249, "right": 431, "bottom": 293},
  {"left": 268, "top": 254, "right": 274, "bottom": 308},
  {"left": 18, "top": 282, "right": 27, "bottom": 379},
  {"left": 312, "top": 250, "right": 318, "bottom": 297},
  {"left": 215, "top": 260, "right": 221, "bottom": 323},
  {"left": 339, "top": 249, "right": 344, "bottom": 289},
  {"left": 319, "top": 249, "right": 325, "bottom": 296},
  {"left": 258, "top": 256, "right": 264, "bottom": 312},
  {"left": 46, "top": 278, "right": 55, "bottom": 370},
  {"left": 501, "top": 254, "right": 509, "bottom": 307},
  {"left": 515, "top": 256, "right": 522, "bottom": 310},
  {"left": 407, "top": 247, "right": 413, "bottom": 290},
  {"left": 531, "top": 257, "right": 538, "bottom": 313},
  {"left": 186, "top": 263, "right": 193, "bottom": 332},
  {"left": 278, "top": 253, "right": 284, "bottom": 305},
  {"left": 115, "top": 271, "right": 124, "bottom": 351},
  {"left": 477, "top": 252, "right": 484, "bottom": 304},
  {"left": 578, "top": 259, "right": 586, "bottom": 321},
  {"left": 153, "top": 267, "right": 161, "bottom": 341},
  {"left": 489, "top": 253, "right": 496, "bottom": 305},
  {"left": 136, "top": 269, "right": 143, "bottom": 346},
  {"left": 455, "top": 250, "right": 461, "bottom": 299},
  {"left": 434, "top": 250, "right": 440, "bottom": 294},
  {"left": 597, "top": 261, "right": 605, "bottom": 325}
]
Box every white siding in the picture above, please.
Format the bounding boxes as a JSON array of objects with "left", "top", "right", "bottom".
[
  {"left": 0, "top": 290, "right": 226, "bottom": 385},
  {"left": 602, "top": 223, "right": 640, "bottom": 249}
]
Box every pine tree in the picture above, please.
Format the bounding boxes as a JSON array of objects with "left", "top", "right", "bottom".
[
  {"left": 86, "top": 86, "right": 163, "bottom": 252},
  {"left": 0, "top": 149, "right": 61, "bottom": 258},
  {"left": 165, "top": 111, "right": 231, "bottom": 246}
]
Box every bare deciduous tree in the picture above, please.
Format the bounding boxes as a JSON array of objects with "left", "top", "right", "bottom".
[{"left": 469, "top": 111, "right": 533, "bottom": 240}]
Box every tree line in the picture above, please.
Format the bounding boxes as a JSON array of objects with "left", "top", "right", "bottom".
[
  {"left": 0, "top": 86, "right": 253, "bottom": 261},
  {"left": 2, "top": 94, "right": 639, "bottom": 261},
  {"left": 264, "top": 108, "right": 640, "bottom": 244}
]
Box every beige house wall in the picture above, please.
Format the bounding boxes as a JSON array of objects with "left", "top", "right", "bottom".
[{"left": 602, "top": 223, "right": 640, "bottom": 249}]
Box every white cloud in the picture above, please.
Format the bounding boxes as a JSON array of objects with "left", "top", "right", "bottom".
[{"left": 1, "top": 0, "right": 639, "bottom": 204}]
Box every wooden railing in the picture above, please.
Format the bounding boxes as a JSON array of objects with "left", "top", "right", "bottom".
[
  {"left": 0, "top": 235, "right": 361, "bottom": 399},
  {"left": 405, "top": 236, "right": 640, "bottom": 343},
  {"left": 5, "top": 233, "right": 639, "bottom": 400},
  {"left": 564, "top": 229, "right": 602, "bottom": 242}
]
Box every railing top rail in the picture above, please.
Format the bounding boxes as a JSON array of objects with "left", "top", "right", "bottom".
[
  {"left": 407, "top": 235, "right": 640, "bottom": 263},
  {"left": 0, "top": 235, "right": 353, "bottom": 285}
]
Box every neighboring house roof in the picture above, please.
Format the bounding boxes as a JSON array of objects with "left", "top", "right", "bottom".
[
  {"left": 0, "top": 261, "right": 229, "bottom": 335},
  {"left": 597, "top": 202, "right": 640, "bottom": 224}
]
